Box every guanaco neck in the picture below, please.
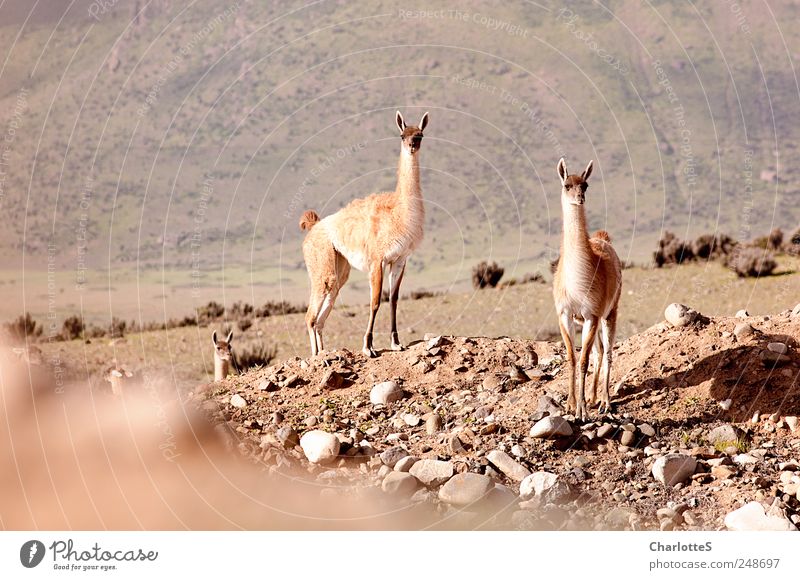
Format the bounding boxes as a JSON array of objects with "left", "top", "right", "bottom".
[
  {"left": 395, "top": 148, "right": 424, "bottom": 229},
  {"left": 560, "top": 196, "right": 593, "bottom": 269},
  {"left": 214, "top": 355, "right": 229, "bottom": 381}
]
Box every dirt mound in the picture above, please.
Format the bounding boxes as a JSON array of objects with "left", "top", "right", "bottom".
[{"left": 190, "top": 307, "right": 800, "bottom": 530}]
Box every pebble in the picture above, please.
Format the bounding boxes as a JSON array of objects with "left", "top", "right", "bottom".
[
  {"left": 438, "top": 473, "right": 494, "bottom": 506},
  {"left": 403, "top": 413, "right": 421, "bottom": 427},
  {"left": 409, "top": 459, "right": 454, "bottom": 486},
  {"left": 786, "top": 416, "right": 799, "bottom": 432},
  {"left": 380, "top": 446, "right": 409, "bottom": 468},
  {"left": 767, "top": 342, "right": 789, "bottom": 355},
  {"left": 652, "top": 454, "right": 697, "bottom": 486},
  {"left": 394, "top": 456, "right": 418, "bottom": 472},
  {"left": 793, "top": 303, "right": 800, "bottom": 317},
  {"left": 529, "top": 416, "right": 573, "bottom": 438},
  {"left": 620, "top": 431, "right": 636, "bottom": 447},
  {"left": 706, "top": 424, "right": 745, "bottom": 446},
  {"left": 370, "top": 381, "right": 404, "bottom": 405},
  {"left": 258, "top": 380, "right": 278, "bottom": 392},
  {"left": 425, "top": 414, "right": 442, "bottom": 435},
  {"left": 487, "top": 449, "right": 532, "bottom": 482},
  {"left": 761, "top": 350, "right": 791, "bottom": 365},
  {"left": 733, "top": 322, "right": 754, "bottom": 340},
  {"left": 665, "top": 303, "right": 697, "bottom": 327},
  {"left": 733, "top": 453, "right": 758, "bottom": 465},
  {"left": 319, "top": 370, "right": 344, "bottom": 390},
  {"left": 718, "top": 399, "right": 732, "bottom": 411},
  {"left": 229, "top": 394, "right": 247, "bottom": 408},
  {"left": 305, "top": 416, "right": 318, "bottom": 427},
  {"left": 597, "top": 423, "right": 616, "bottom": 439},
  {"left": 638, "top": 423, "right": 656, "bottom": 437},
  {"left": 299, "top": 430, "right": 341, "bottom": 464},
  {"left": 275, "top": 426, "right": 299, "bottom": 449},
  {"left": 724, "top": 501, "right": 797, "bottom": 531},
  {"left": 382, "top": 472, "right": 420, "bottom": 497},
  {"left": 735, "top": 309, "right": 749, "bottom": 318}
]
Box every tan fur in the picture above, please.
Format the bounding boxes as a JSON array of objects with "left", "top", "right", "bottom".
[
  {"left": 212, "top": 330, "right": 234, "bottom": 381},
  {"left": 299, "top": 210, "right": 320, "bottom": 231},
  {"left": 104, "top": 364, "right": 133, "bottom": 396},
  {"left": 553, "top": 158, "right": 622, "bottom": 420},
  {"left": 300, "top": 111, "right": 429, "bottom": 357}
]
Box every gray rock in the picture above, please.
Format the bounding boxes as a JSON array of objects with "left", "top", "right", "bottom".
[
  {"left": 409, "top": 459, "right": 454, "bottom": 486},
  {"left": 425, "top": 413, "right": 442, "bottom": 435},
  {"left": 785, "top": 416, "right": 799, "bottom": 432},
  {"left": 793, "top": 303, "right": 800, "bottom": 317},
  {"left": 638, "top": 423, "right": 656, "bottom": 437},
  {"left": 707, "top": 424, "right": 745, "bottom": 446},
  {"left": 519, "top": 471, "right": 571, "bottom": 504},
  {"left": 733, "top": 322, "right": 754, "bottom": 340},
  {"left": 380, "top": 446, "right": 409, "bottom": 468},
  {"left": 487, "top": 449, "right": 532, "bottom": 482},
  {"left": 275, "top": 426, "right": 299, "bottom": 449},
  {"left": 536, "top": 395, "right": 562, "bottom": 415},
  {"left": 735, "top": 309, "right": 749, "bottom": 318},
  {"left": 665, "top": 303, "right": 697, "bottom": 327},
  {"left": 394, "top": 456, "right": 419, "bottom": 472},
  {"left": 620, "top": 430, "right": 636, "bottom": 447},
  {"left": 530, "top": 416, "right": 573, "bottom": 438},
  {"left": 652, "top": 454, "right": 697, "bottom": 486},
  {"left": 438, "top": 473, "right": 493, "bottom": 506},
  {"left": 229, "top": 394, "right": 247, "bottom": 408},
  {"left": 724, "top": 501, "right": 797, "bottom": 531},
  {"left": 370, "top": 380, "right": 404, "bottom": 405},
  {"left": 597, "top": 423, "right": 616, "bottom": 439},
  {"left": 761, "top": 350, "right": 791, "bottom": 365},
  {"left": 768, "top": 342, "right": 789, "bottom": 355},
  {"left": 299, "top": 430, "right": 341, "bottom": 464},
  {"left": 382, "top": 471, "right": 420, "bottom": 497}
]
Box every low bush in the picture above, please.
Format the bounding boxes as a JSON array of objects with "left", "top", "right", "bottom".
[
  {"left": 472, "top": 261, "right": 504, "bottom": 289},
  {"left": 724, "top": 246, "right": 777, "bottom": 278}
]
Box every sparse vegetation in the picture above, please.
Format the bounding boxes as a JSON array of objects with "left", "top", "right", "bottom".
[
  {"left": 472, "top": 261, "right": 504, "bottom": 289},
  {"left": 197, "top": 301, "right": 225, "bottom": 325},
  {"left": 3, "top": 313, "right": 43, "bottom": 343},
  {"left": 254, "top": 300, "right": 306, "bottom": 318},
  {"left": 724, "top": 246, "right": 777, "bottom": 278},
  {"left": 61, "top": 315, "right": 85, "bottom": 341},
  {"left": 235, "top": 340, "right": 277, "bottom": 371}
]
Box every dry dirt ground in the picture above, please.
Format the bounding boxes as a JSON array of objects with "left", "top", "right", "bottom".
[{"left": 190, "top": 305, "right": 800, "bottom": 530}]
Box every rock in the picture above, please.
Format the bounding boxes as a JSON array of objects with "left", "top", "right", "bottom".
[
  {"left": 706, "top": 424, "right": 745, "bottom": 446},
  {"left": 724, "top": 501, "right": 797, "bottom": 531},
  {"left": 683, "top": 511, "right": 699, "bottom": 526},
  {"left": 665, "top": 303, "right": 697, "bottom": 327},
  {"left": 382, "top": 471, "right": 420, "bottom": 497},
  {"left": 380, "top": 446, "right": 409, "bottom": 468},
  {"left": 718, "top": 399, "right": 733, "bottom": 411},
  {"left": 638, "top": 423, "right": 656, "bottom": 437},
  {"left": 651, "top": 454, "right": 697, "bottom": 486},
  {"left": 299, "top": 430, "right": 341, "bottom": 464},
  {"left": 760, "top": 350, "right": 791, "bottom": 365},
  {"left": 394, "top": 456, "right": 418, "bottom": 472},
  {"left": 258, "top": 380, "right": 278, "bottom": 392},
  {"left": 438, "top": 473, "right": 493, "bottom": 506},
  {"left": 767, "top": 342, "right": 789, "bottom": 355},
  {"left": 409, "top": 459, "right": 454, "bottom": 486},
  {"left": 733, "top": 453, "right": 758, "bottom": 465},
  {"left": 370, "top": 380, "right": 404, "bottom": 405},
  {"left": 519, "top": 472, "right": 571, "bottom": 504},
  {"left": 487, "top": 450, "right": 532, "bottom": 482},
  {"left": 597, "top": 423, "right": 616, "bottom": 439},
  {"left": 319, "top": 369, "right": 344, "bottom": 390},
  {"left": 275, "top": 426, "right": 299, "bottom": 449},
  {"left": 711, "top": 465, "right": 736, "bottom": 480},
  {"left": 511, "top": 444, "right": 525, "bottom": 458},
  {"left": 786, "top": 416, "right": 799, "bottom": 432},
  {"left": 536, "top": 395, "right": 562, "bottom": 415},
  {"left": 229, "top": 394, "right": 247, "bottom": 408},
  {"left": 403, "top": 413, "right": 421, "bottom": 427},
  {"left": 529, "top": 416, "right": 573, "bottom": 438},
  {"left": 448, "top": 433, "right": 466, "bottom": 454},
  {"left": 733, "top": 323, "right": 754, "bottom": 340},
  {"left": 620, "top": 431, "right": 636, "bottom": 447},
  {"left": 304, "top": 416, "right": 318, "bottom": 428},
  {"left": 735, "top": 309, "right": 749, "bottom": 318},
  {"left": 482, "top": 374, "right": 503, "bottom": 392},
  {"left": 425, "top": 414, "right": 442, "bottom": 435},
  {"left": 793, "top": 303, "right": 800, "bottom": 317}
]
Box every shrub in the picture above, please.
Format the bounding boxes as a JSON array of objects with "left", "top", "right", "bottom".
[
  {"left": 409, "top": 289, "right": 438, "bottom": 300},
  {"left": 61, "top": 315, "right": 85, "bottom": 340},
  {"left": 654, "top": 231, "right": 694, "bottom": 267},
  {"left": 109, "top": 317, "right": 126, "bottom": 338},
  {"left": 237, "top": 317, "right": 253, "bottom": 332},
  {"left": 786, "top": 227, "right": 800, "bottom": 255},
  {"left": 692, "top": 233, "right": 736, "bottom": 260},
  {"left": 86, "top": 324, "right": 107, "bottom": 339},
  {"left": 724, "top": 246, "right": 777, "bottom": 278},
  {"left": 197, "top": 301, "right": 225, "bottom": 324},
  {"left": 3, "top": 313, "right": 43, "bottom": 343},
  {"left": 228, "top": 301, "right": 253, "bottom": 318},
  {"left": 472, "top": 261, "right": 504, "bottom": 289},
  {"left": 254, "top": 300, "right": 305, "bottom": 317},
  {"left": 768, "top": 228, "right": 783, "bottom": 251},
  {"left": 235, "top": 340, "right": 277, "bottom": 371},
  {"left": 521, "top": 272, "right": 546, "bottom": 284}
]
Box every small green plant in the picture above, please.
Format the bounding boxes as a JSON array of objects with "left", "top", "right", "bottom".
[{"left": 713, "top": 437, "right": 750, "bottom": 454}]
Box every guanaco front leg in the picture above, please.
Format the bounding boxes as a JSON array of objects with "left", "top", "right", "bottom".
[
  {"left": 388, "top": 258, "right": 407, "bottom": 351},
  {"left": 577, "top": 316, "right": 599, "bottom": 421},
  {"left": 362, "top": 262, "right": 384, "bottom": 358},
  {"left": 558, "top": 311, "right": 576, "bottom": 413}
]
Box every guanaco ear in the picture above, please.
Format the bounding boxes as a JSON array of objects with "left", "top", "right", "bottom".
[
  {"left": 212, "top": 330, "right": 218, "bottom": 346},
  {"left": 226, "top": 330, "right": 234, "bottom": 344},
  {"left": 557, "top": 158, "right": 568, "bottom": 185},
  {"left": 582, "top": 160, "right": 594, "bottom": 181},
  {"left": 419, "top": 111, "right": 429, "bottom": 132},
  {"left": 396, "top": 111, "right": 406, "bottom": 133}
]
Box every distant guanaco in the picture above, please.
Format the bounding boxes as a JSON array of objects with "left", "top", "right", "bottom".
[
  {"left": 553, "top": 158, "right": 622, "bottom": 420},
  {"left": 299, "top": 111, "right": 428, "bottom": 357},
  {"left": 212, "top": 330, "right": 239, "bottom": 381}
]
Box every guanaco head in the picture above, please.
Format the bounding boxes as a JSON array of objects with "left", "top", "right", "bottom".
[
  {"left": 396, "top": 111, "right": 429, "bottom": 155},
  {"left": 557, "top": 158, "right": 593, "bottom": 206},
  {"left": 212, "top": 330, "right": 234, "bottom": 361}
]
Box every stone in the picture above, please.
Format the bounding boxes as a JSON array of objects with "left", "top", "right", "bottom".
[
  {"left": 785, "top": 416, "right": 799, "bottom": 432},
  {"left": 319, "top": 369, "right": 344, "bottom": 390},
  {"left": 425, "top": 413, "right": 442, "bottom": 435},
  {"left": 487, "top": 450, "right": 532, "bottom": 482},
  {"left": 304, "top": 416, "right": 318, "bottom": 428},
  {"left": 258, "top": 380, "right": 278, "bottom": 392},
  {"left": 724, "top": 501, "right": 797, "bottom": 531},
  {"left": 530, "top": 416, "right": 573, "bottom": 438},
  {"left": 638, "top": 423, "right": 656, "bottom": 437},
  {"left": 438, "top": 473, "right": 494, "bottom": 506},
  {"left": 299, "top": 430, "right": 341, "bottom": 464},
  {"left": 665, "top": 303, "right": 697, "bottom": 327},
  {"left": 403, "top": 413, "right": 421, "bottom": 427},
  {"left": 394, "top": 456, "right": 418, "bottom": 472},
  {"left": 718, "top": 399, "right": 733, "bottom": 411},
  {"left": 792, "top": 303, "right": 800, "bottom": 317},
  {"left": 711, "top": 465, "right": 736, "bottom": 480},
  {"left": 652, "top": 454, "right": 697, "bottom": 486},
  {"left": 275, "top": 426, "right": 299, "bottom": 449},
  {"left": 519, "top": 472, "right": 571, "bottom": 504},
  {"left": 370, "top": 381, "right": 404, "bottom": 405},
  {"left": 706, "top": 424, "right": 745, "bottom": 446},
  {"left": 536, "top": 395, "right": 562, "bottom": 415},
  {"left": 735, "top": 309, "right": 749, "bottom": 318},
  {"left": 448, "top": 433, "right": 466, "bottom": 454},
  {"left": 733, "top": 323, "right": 754, "bottom": 340},
  {"left": 768, "top": 342, "right": 789, "bottom": 355},
  {"left": 409, "top": 459, "right": 454, "bottom": 486},
  {"left": 380, "top": 446, "right": 409, "bottom": 468},
  {"left": 761, "top": 350, "right": 791, "bottom": 365},
  {"left": 229, "top": 394, "right": 247, "bottom": 408},
  {"left": 733, "top": 453, "right": 758, "bottom": 465},
  {"left": 382, "top": 471, "right": 419, "bottom": 497},
  {"left": 597, "top": 423, "right": 616, "bottom": 439},
  {"left": 620, "top": 431, "right": 636, "bottom": 447}
]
